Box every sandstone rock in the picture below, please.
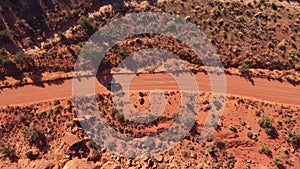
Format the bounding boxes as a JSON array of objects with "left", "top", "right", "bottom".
[
  {"left": 63, "top": 158, "right": 101, "bottom": 169},
  {"left": 101, "top": 161, "right": 121, "bottom": 169},
  {"left": 154, "top": 155, "right": 164, "bottom": 163}
]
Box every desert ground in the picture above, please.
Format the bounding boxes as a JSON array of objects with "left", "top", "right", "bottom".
[{"left": 0, "top": 0, "right": 299, "bottom": 169}]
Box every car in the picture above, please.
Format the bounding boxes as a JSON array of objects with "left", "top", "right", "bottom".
[{"left": 106, "top": 82, "right": 122, "bottom": 91}]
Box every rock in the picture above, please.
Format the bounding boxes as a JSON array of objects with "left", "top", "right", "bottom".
[
  {"left": 291, "top": 148, "right": 295, "bottom": 153},
  {"left": 21, "top": 159, "right": 56, "bottom": 169},
  {"left": 63, "top": 158, "right": 101, "bottom": 169},
  {"left": 62, "top": 132, "right": 81, "bottom": 146},
  {"left": 127, "top": 159, "right": 132, "bottom": 166},
  {"left": 154, "top": 155, "right": 164, "bottom": 163},
  {"left": 101, "top": 161, "right": 121, "bottom": 169},
  {"left": 169, "top": 163, "right": 176, "bottom": 168},
  {"left": 185, "top": 16, "right": 191, "bottom": 21},
  {"left": 190, "top": 153, "right": 197, "bottom": 159}
]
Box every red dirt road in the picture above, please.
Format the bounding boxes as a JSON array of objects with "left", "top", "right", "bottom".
[{"left": 0, "top": 72, "right": 299, "bottom": 106}]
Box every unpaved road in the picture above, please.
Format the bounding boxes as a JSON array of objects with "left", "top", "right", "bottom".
[{"left": 0, "top": 72, "right": 299, "bottom": 106}]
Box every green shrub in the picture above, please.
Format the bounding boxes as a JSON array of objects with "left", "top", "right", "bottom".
[
  {"left": 139, "top": 97, "right": 145, "bottom": 105},
  {"left": 239, "top": 63, "right": 250, "bottom": 74},
  {"left": 23, "top": 126, "right": 46, "bottom": 146},
  {"left": 260, "top": 145, "right": 272, "bottom": 156},
  {"left": 25, "top": 150, "right": 34, "bottom": 159},
  {"left": 207, "top": 145, "right": 216, "bottom": 156},
  {"left": 258, "top": 115, "right": 278, "bottom": 138},
  {"left": 229, "top": 125, "right": 237, "bottom": 132},
  {"left": 0, "top": 144, "right": 17, "bottom": 160},
  {"left": 286, "top": 130, "right": 300, "bottom": 148},
  {"left": 0, "top": 55, "right": 12, "bottom": 66},
  {"left": 116, "top": 46, "right": 129, "bottom": 58},
  {"left": 258, "top": 115, "right": 273, "bottom": 129},
  {"left": 14, "top": 51, "right": 25, "bottom": 64},
  {"left": 213, "top": 100, "right": 222, "bottom": 110},
  {"left": 0, "top": 30, "right": 10, "bottom": 42},
  {"left": 77, "top": 16, "right": 92, "bottom": 30},
  {"left": 90, "top": 148, "right": 100, "bottom": 159},
  {"left": 16, "top": 19, "right": 25, "bottom": 27},
  {"left": 273, "top": 156, "right": 283, "bottom": 167}
]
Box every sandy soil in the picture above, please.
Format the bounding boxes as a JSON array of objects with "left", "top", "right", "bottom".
[{"left": 0, "top": 72, "right": 299, "bottom": 107}]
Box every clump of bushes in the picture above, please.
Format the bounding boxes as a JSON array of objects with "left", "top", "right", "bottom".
[
  {"left": 259, "top": 145, "right": 272, "bottom": 157},
  {"left": 258, "top": 115, "right": 278, "bottom": 138},
  {"left": 273, "top": 156, "right": 283, "bottom": 167},
  {"left": 0, "top": 30, "right": 10, "bottom": 42},
  {"left": 13, "top": 51, "right": 26, "bottom": 64},
  {"left": 116, "top": 46, "right": 129, "bottom": 58},
  {"left": 238, "top": 63, "right": 250, "bottom": 75},
  {"left": 23, "top": 126, "right": 46, "bottom": 147},
  {"left": 77, "top": 16, "right": 92, "bottom": 30},
  {"left": 0, "top": 55, "right": 12, "bottom": 66},
  {"left": 286, "top": 130, "right": 300, "bottom": 148},
  {"left": 89, "top": 148, "right": 100, "bottom": 161},
  {"left": 0, "top": 143, "right": 18, "bottom": 161}
]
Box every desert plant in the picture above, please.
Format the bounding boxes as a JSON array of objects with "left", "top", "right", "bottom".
[
  {"left": 229, "top": 125, "right": 237, "bottom": 132},
  {"left": 286, "top": 130, "right": 300, "bottom": 148},
  {"left": 258, "top": 115, "right": 278, "bottom": 138},
  {"left": 239, "top": 63, "right": 250, "bottom": 75},
  {"left": 13, "top": 51, "right": 25, "bottom": 64},
  {"left": 90, "top": 148, "right": 100, "bottom": 160},
  {"left": 207, "top": 145, "right": 217, "bottom": 157},
  {"left": 77, "top": 16, "right": 92, "bottom": 30},
  {"left": 0, "top": 144, "right": 18, "bottom": 161},
  {"left": 116, "top": 46, "right": 129, "bottom": 58},
  {"left": 53, "top": 99, "right": 60, "bottom": 106},
  {"left": 260, "top": 145, "right": 272, "bottom": 157},
  {"left": 0, "top": 55, "right": 12, "bottom": 66},
  {"left": 25, "top": 150, "right": 34, "bottom": 159},
  {"left": 213, "top": 100, "right": 222, "bottom": 110},
  {"left": 258, "top": 115, "right": 272, "bottom": 128},
  {"left": 0, "top": 30, "right": 10, "bottom": 42},
  {"left": 273, "top": 156, "right": 283, "bottom": 167},
  {"left": 139, "top": 97, "right": 145, "bottom": 105},
  {"left": 23, "top": 126, "right": 46, "bottom": 147}
]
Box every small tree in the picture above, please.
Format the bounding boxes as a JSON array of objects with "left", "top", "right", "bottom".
[
  {"left": 286, "top": 130, "right": 300, "bottom": 148},
  {"left": 258, "top": 115, "right": 278, "bottom": 138},
  {"left": 14, "top": 51, "right": 25, "bottom": 64},
  {"left": 260, "top": 145, "right": 272, "bottom": 157},
  {"left": 273, "top": 156, "right": 283, "bottom": 167},
  {"left": 23, "top": 126, "right": 46, "bottom": 147},
  {"left": 258, "top": 115, "right": 273, "bottom": 128},
  {"left": 238, "top": 63, "right": 250, "bottom": 75},
  {"left": 0, "top": 30, "right": 10, "bottom": 42},
  {"left": 89, "top": 148, "right": 100, "bottom": 161},
  {"left": 77, "top": 16, "right": 92, "bottom": 30},
  {"left": 0, "top": 55, "right": 12, "bottom": 66},
  {"left": 0, "top": 144, "right": 18, "bottom": 161}
]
